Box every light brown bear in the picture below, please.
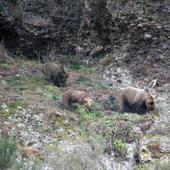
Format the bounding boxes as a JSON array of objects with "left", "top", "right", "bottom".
[
  {"left": 62, "top": 90, "right": 93, "bottom": 111},
  {"left": 119, "top": 87, "right": 156, "bottom": 114},
  {"left": 42, "top": 62, "right": 69, "bottom": 87}
]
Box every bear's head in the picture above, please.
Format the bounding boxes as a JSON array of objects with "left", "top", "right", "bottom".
[
  {"left": 82, "top": 97, "right": 93, "bottom": 110},
  {"left": 145, "top": 92, "right": 156, "bottom": 112}
]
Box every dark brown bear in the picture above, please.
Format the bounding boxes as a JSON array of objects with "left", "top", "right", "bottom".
[{"left": 42, "top": 62, "right": 69, "bottom": 87}]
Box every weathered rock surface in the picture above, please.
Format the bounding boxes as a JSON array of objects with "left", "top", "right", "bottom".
[{"left": 1, "top": 0, "right": 169, "bottom": 68}]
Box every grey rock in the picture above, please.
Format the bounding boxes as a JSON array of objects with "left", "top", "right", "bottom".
[
  {"left": 144, "top": 33, "right": 152, "bottom": 40},
  {"left": 43, "top": 140, "right": 104, "bottom": 170}
]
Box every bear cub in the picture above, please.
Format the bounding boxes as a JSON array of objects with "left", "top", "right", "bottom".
[
  {"left": 62, "top": 90, "right": 93, "bottom": 111},
  {"left": 42, "top": 62, "right": 69, "bottom": 87}
]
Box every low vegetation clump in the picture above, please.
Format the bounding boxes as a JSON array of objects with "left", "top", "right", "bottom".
[
  {"left": 0, "top": 137, "right": 18, "bottom": 169},
  {"left": 100, "top": 116, "right": 136, "bottom": 156},
  {"left": 41, "top": 85, "right": 62, "bottom": 101},
  {"left": 75, "top": 75, "right": 112, "bottom": 89},
  {"left": 0, "top": 100, "right": 26, "bottom": 118},
  {"left": 0, "top": 63, "right": 13, "bottom": 70},
  {"left": 76, "top": 105, "right": 102, "bottom": 122},
  {"left": 6, "top": 73, "right": 49, "bottom": 91},
  {"left": 113, "top": 138, "right": 127, "bottom": 157},
  {"left": 76, "top": 106, "right": 137, "bottom": 158}
]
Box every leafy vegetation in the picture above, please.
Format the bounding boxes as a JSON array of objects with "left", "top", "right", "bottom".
[
  {"left": 76, "top": 105, "right": 101, "bottom": 122},
  {"left": 76, "top": 105, "right": 136, "bottom": 158},
  {"left": 114, "top": 138, "right": 127, "bottom": 157},
  {"left": 0, "top": 137, "right": 18, "bottom": 169},
  {"left": 1, "top": 52, "right": 168, "bottom": 168},
  {"left": 42, "top": 85, "right": 62, "bottom": 101},
  {"left": 75, "top": 74, "right": 111, "bottom": 89},
  {"left": 0, "top": 63, "right": 13, "bottom": 70}
]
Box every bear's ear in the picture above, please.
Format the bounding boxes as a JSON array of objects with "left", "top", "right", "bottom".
[{"left": 144, "top": 88, "right": 149, "bottom": 93}]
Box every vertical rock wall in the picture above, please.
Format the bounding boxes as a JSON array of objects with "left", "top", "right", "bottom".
[{"left": 0, "top": 0, "right": 169, "bottom": 66}]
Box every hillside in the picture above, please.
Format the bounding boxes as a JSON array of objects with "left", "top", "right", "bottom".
[{"left": 0, "top": 0, "right": 170, "bottom": 169}]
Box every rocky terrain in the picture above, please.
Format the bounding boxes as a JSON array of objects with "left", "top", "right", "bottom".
[
  {"left": 0, "top": 47, "right": 170, "bottom": 170},
  {"left": 0, "top": 0, "right": 170, "bottom": 170}
]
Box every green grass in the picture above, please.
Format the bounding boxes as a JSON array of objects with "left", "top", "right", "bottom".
[
  {"left": 0, "top": 100, "right": 26, "bottom": 117},
  {"left": 76, "top": 105, "right": 102, "bottom": 122},
  {"left": 75, "top": 74, "right": 113, "bottom": 89},
  {"left": 59, "top": 55, "right": 95, "bottom": 73},
  {"left": 0, "top": 137, "right": 17, "bottom": 169},
  {"left": 41, "top": 85, "right": 62, "bottom": 101},
  {"left": 5, "top": 71, "right": 51, "bottom": 91},
  {"left": 114, "top": 138, "right": 127, "bottom": 157},
  {"left": 75, "top": 75, "right": 91, "bottom": 83},
  {"left": 0, "top": 63, "right": 13, "bottom": 70},
  {"left": 78, "top": 113, "right": 137, "bottom": 158},
  {"left": 70, "top": 63, "right": 95, "bottom": 73},
  {"left": 52, "top": 115, "right": 76, "bottom": 141}
]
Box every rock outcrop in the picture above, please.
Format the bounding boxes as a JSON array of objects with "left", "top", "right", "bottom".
[{"left": 0, "top": 0, "right": 169, "bottom": 67}]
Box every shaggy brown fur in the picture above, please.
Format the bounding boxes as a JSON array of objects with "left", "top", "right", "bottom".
[
  {"left": 119, "top": 87, "right": 156, "bottom": 114},
  {"left": 62, "top": 90, "right": 93, "bottom": 111},
  {"left": 42, "top": 62, "right": 69, "bottom": 87}
]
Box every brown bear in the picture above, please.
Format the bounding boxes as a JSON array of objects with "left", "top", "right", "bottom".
[
  {"left": 119, "top": 87, "right": 156, "bottom": 114},
  {"left": 62, "top": 90, "right": 93, "bottom": 111},
  {"left": 42, "top": 62, "right": 69, "bottom": 87}
]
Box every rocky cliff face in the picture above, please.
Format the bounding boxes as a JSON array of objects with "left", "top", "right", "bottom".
[
  {"left": 0, "top": 0, "right": 82, "bottom": 56},
  {"left": 0, "top": 0, "right": 169, "bottom": 66}
]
